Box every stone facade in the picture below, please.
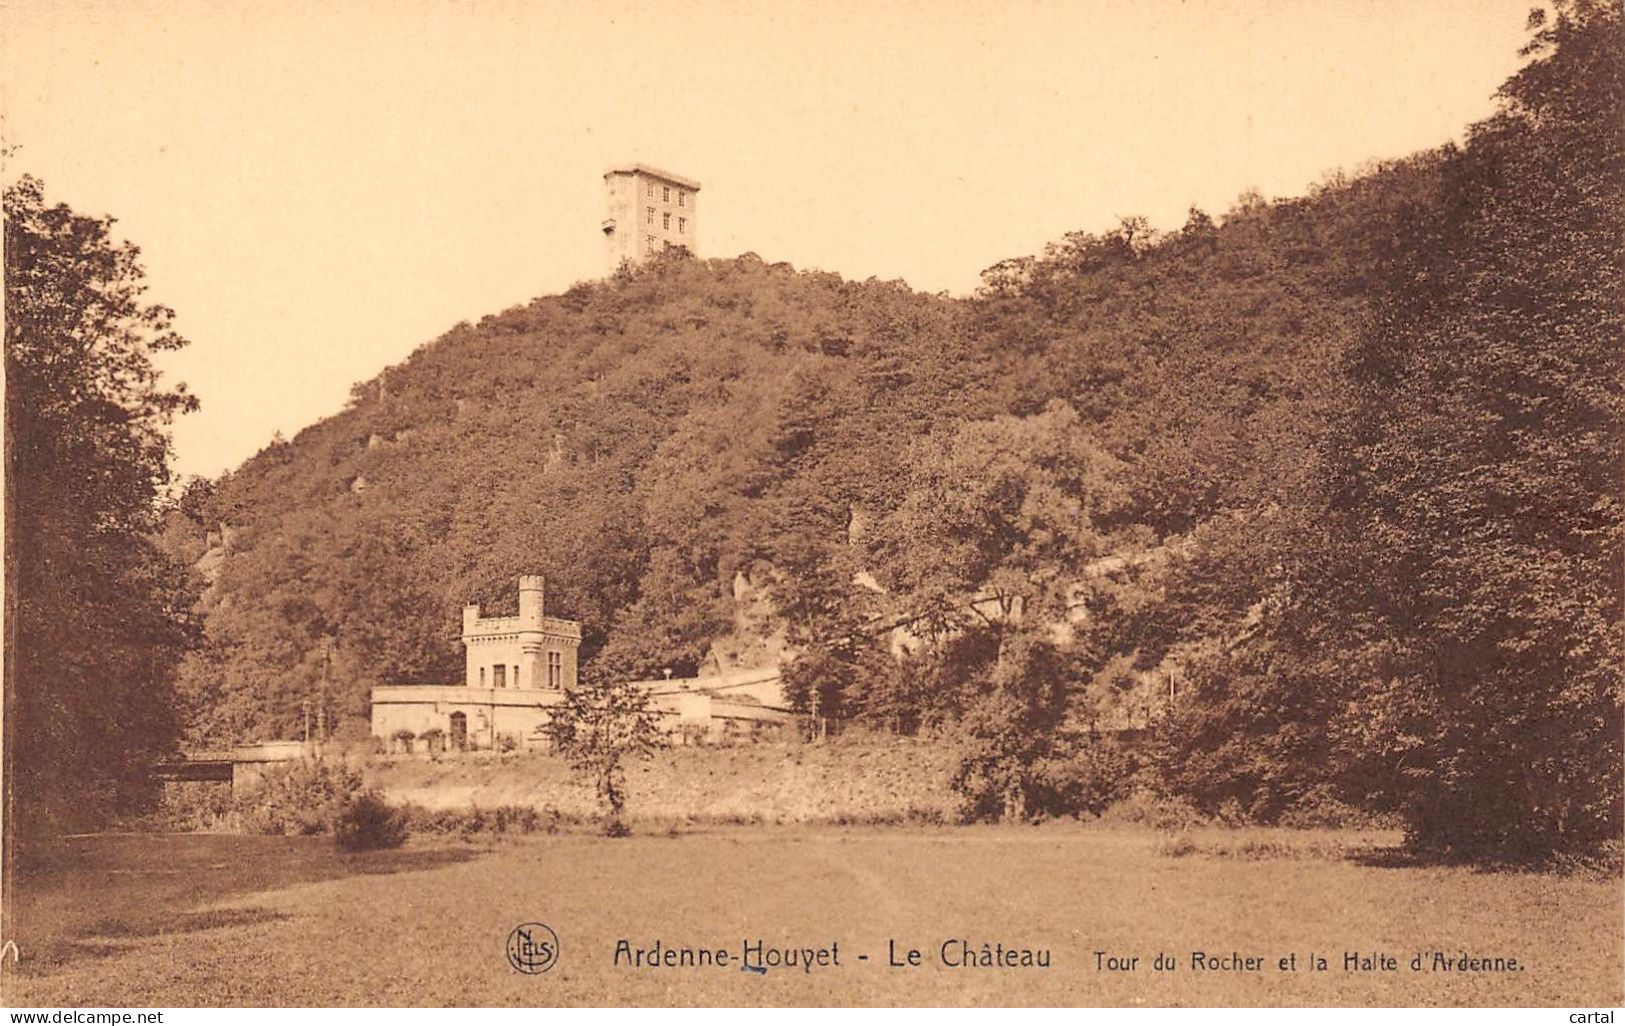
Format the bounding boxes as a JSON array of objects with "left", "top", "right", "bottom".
[
  {"left": 370, "top": 575, "right": 795, "bottom": 750},
  {"left": 370, "top": 683, "right": 565, "bottom": 751},
  {"left": 602, "top": 163, "right": 700, "bottom": 271},
  {"left": 631, "top": 667, "right": 794, "bottom": 744},
  {"left": 461, "top": 575, "right": 580, "bottom": 691},
  {"left": 371, "top": 576, "right": 580, "bottom": 750}
]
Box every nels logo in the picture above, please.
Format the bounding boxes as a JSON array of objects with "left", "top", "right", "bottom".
[{"left": 507, "top": 922, "right": 560, "bottom": 975}]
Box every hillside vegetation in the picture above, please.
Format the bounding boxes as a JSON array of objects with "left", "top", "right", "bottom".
[
  {"left": 173, "top": 161, "right": 1415, "bottom": 739},
  {"left": 163, "top": 2, "right": 1621, "bottom": 861}
]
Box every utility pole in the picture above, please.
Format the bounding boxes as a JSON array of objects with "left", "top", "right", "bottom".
[{"left": 317, "top": 636, "right": 333, "bottom": 747}]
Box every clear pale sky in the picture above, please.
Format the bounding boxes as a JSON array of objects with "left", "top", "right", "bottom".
[{"left": 3, "top": 0, "right": 1535, "bottom": 480}]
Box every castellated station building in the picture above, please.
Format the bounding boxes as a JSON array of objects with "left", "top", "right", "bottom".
[
  {"left": 370, "top": 575, "right": 792, "bottom": 750},
  {"left": 601, "top": 163, "right": 700, "bottom": 271},
  {"left": 370, "top": 576, "right": 580, "bottom": 750}
]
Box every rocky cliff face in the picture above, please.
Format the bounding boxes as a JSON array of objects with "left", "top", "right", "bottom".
[{"left": 701, "top": 567, "right": 791, "bottom": 676}]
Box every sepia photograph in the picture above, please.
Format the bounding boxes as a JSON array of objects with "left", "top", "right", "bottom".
[{"left": 1, "top": 0, "right": 1621, "bottom": 1012}]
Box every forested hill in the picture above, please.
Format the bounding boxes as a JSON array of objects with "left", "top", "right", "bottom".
[
  {"left": 168, "top": 148, "right": 1434, "bottom": 744},
  {"left": 162, "top": 12, "right": 1619, "bottom": 826},
  {"left": 166, "top": 256, "right": 968, "bottom": 737}
]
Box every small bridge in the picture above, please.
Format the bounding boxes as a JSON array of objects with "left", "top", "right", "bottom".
[{"left": 152, "top": 741, "right": 318, "bottom": 791}]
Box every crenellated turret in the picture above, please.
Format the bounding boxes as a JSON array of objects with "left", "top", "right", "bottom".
[
  {"left": 460, "top": 575, "right": 579, "bottom": 691},
  {"left": 518, "top": 575, "right": 545, "bottom": 628},
  {"left": 517, "top": 575, "right": 545, "bottom": 689}
]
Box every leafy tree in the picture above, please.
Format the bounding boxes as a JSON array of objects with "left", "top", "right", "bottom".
[
  {"left": 871, "top": 401, "right": 1135, "bottom": 641},
  {"left": 593, "top": 546, "right": 728, "bottom": 681},
  {"left": 870, "top": 403, "right": 1139, "bottom": 818},
  {"left": 1322, "top": 0, "right": 1624, "bottom": 859},
  {"left": 1150, "top": 1, "right": 1623, "bottom": 861},
  {"left": 4, "top": 175, "right": 199, "bottom": 845},
  {"left": 542, "top": 674, "right": 665, "bottom": 835},
  {"left": 947, "top": 628, "right": 1079, "bottom": 821}
]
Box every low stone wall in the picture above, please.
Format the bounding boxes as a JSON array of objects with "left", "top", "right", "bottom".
[{"left": 366, "top": 737, "right": 958, "bottom": 823}]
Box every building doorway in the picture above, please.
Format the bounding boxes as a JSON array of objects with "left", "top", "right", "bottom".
[{"left": 448, "top": 712, "right": 468, "bottom": 751}]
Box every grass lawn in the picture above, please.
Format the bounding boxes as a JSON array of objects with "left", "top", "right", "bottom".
[{"left": 3, "top": 826, "right": 1619, "bottom": 1007}]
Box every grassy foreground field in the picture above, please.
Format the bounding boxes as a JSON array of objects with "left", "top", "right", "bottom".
[{"left": 3, "top": 827, "right": 1619, "bottom": 1007}]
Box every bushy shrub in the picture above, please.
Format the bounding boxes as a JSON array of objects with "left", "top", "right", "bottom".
[
  {"left": 400, "top": 803, "right": 576, "bottom": 837},
  {"left": 399, "top": 805, "right": 467, "bottom": 835},
  {"left": 1156, "top": 833, "right": 1200, "bottom": 858},
  {"left": 333, "top": 790, "right": 409, "bottom": 850},
  {"left": 236, "top": 760, "right": 413, "bottom": 848},
  {"left": 235, "top": 759, "right": 366, "bottom": 836},
  {"left": 1145, "top": 651, "right": 1339, "bottom": 826},
  {"left": 953, "top": 727, "right": 1136, "bottom": 823},
  {"left": 1100, "top": 789, "right": 1209, "bottom": 832},
  {"left": 905, "top": 806, "right": 947, "bottom": 826},
  {"left": 144, "top": 781, "right": 236, "bottom": 832},
  {"left": 1027, "top": 739, "right": 1135, "bottom": 818},
  {"left": 1276, "top": 785, "right": 1387, "bottom": 830},
  {"left": 1215, "top": 797, "right": 1249, "bottom": 827},
  {"left": 948, "top": 733, "right": 1023, "bottom": 823}
]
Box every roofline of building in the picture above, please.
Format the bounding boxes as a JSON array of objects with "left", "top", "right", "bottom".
[{"left": 604, "top": 163, "right": 702, "bottom": 191}]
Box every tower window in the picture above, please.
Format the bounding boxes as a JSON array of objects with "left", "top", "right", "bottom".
[
  {"left": 646, "top": 181, "right": 654, "bottom": 197},
  {"left": 662, "top": 212, "right": 671, "bottom": 229},
  {"left": 646, "top": 206, "right": 654, "bottom": 224},
  {"left": 492, "top": 664, "right": 506, "bottom": 689},
  {"left": 678, "top": 192, "right": 685, "bottom": 208},
  {"left": 548, "top": 651, "right": 563, "bottom": 688},
  {"left": 663, "top": 186, "right": 671, "bottom": 202}
]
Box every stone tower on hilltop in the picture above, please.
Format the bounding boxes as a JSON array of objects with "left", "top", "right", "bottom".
[{"left": 601, "top": 163, "right": 700, "bottom": 271}]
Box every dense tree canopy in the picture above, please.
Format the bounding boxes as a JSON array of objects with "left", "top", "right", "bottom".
[
  {"left": 1152, "top": 0, "right": 1623, "bottom": 860},
  {"left": 4, "top": 175, "right": 200, "bottom": 843},
  {"left": 1326, "top": 0, "right": 1623, "bottom": 857}
]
